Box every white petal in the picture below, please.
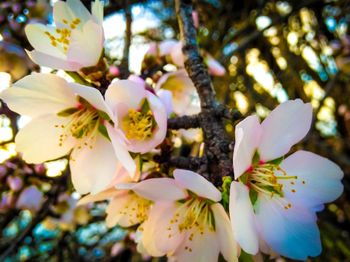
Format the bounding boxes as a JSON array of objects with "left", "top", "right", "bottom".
[
  {"left": 129, "top": 178, "right": 188, "bottom": 201},
  {"left": 279, "top": 150, "right": 344, "bottom": 209},
  {"left": 67, "top": 20, "right": 104, "bottom": 67},
  {"left": 258, "top": 99, "right": 312, "bottom": 161},
  {"left": 106, "top": 123, "right": 136, "bottom": 177},
  {"left": 1, "top": 73, "right": 76, "bottom": 117},
  {"left": 211, "top": 203, "right": 239, "bottom": 262},
  {"left": 173, "top": 169, "right": 221, "bottom": 202},
  {"left": 105, "top": 80, "right": 146, "bottom": 111},
  {"left": 255, "top": 195, "right": 321, "bottom": 260},
  {"left": 141, "top": 202, "right": 184, "bottom": 256},
  {"left": 26, "top": 50, "right": 82, "bottom": 71},
  {"left": 91, "top": 0, "right": 104, "bottom": 24},
  {"left": 171, "top": 227, "right": 220, "bottom": 262},
  {"left": 170, "top": 42, "right": 185, "bottom": 67},
  {"left": 233, "top": 115, "right": 262, "bottom": 179},
  {"left": 15, "top": 114, "right": 75, "bottom": 163},
  {"left": 25, "top": 24, "right": 65, "bottom": 59},
  {"left": 69, "top": 82, "right": 113, "bottom": 119},
  {"left": 53, "top": 0, "right": 91, "bottom": 27},
  {"left": 70, "top": 134, "right": 118, "bottom": 194},
  {"left": 157, "top": 89, "right": 173, "bottom": 117},
  {"left": 77, "top": 188, "right": 120, "bottom": 205},
  {"left": 229, "top": 182, "right": 259, "bottom": 255},
  {"left": 159, "top": 39, "right": 178, "bottom": 56}
]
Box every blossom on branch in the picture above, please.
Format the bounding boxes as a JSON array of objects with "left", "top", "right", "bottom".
[
  {"left": 133, "top": 169, "right": 239, "bottom": 262},
  {"left": 25, "top": 0, "right": 104, "bottom": 71},
  {"left": 230, "top": 99, "right": 344, "bottom": 260},
  {"left": 0, "top": 73, "right": 118, "bottom": 194}
]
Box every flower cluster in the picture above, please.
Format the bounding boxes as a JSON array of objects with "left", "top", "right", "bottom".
[{"left": 0, "top": 0, "right": 344, "bottom": 261}]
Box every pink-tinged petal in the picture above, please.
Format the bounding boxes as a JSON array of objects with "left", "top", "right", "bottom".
[
  {"left": 258, "top": 99, "right": 312, "bottom": 161},
  {"left": 126, "top": 178, "right": 188, "bottom": 201},
  {"left": 279, "top": 150, "right": 343, "bottom": 209},
  {"left": 106, "top": 123, "right": 136, "bottom": 177},
  {"left": 69, "top": 82, "right": 113, "bottom": 119},
  {"left": 105, "top": 80, "right": 146, "bottom": 110},
  {"left": 70, "top": 134, "right": 118, "bottom": 194},
  {"left": 229, "top": 182, "right": 259, "bottom": 255},
  {"left": 159, "top": 39, "right": 178, "bottom": 56},
  {"left": 16, "top": 186, "right": 44, "bottom": 212},
  {"left": 170, "top": 42, "right": 185, "bottom": 67},
  {"left": 155, "top": 70, "right": 199, "bottom": 116},
  {"left": 15, "top": 114, "right": 75, "bottom": 163},
  {"left": 233, "top": 115, "right": 262, "bottom": 179},
  {"left": 171, "top": 227, "right": 220, "bottom": 262},
  {"left": 212, "top": 203, "right": 239, "bottom": 262},
  {"left": 157, "top": 89, "right": 173, "bottom": 117},
  {"left": 77, "top": 188, "right": 121, "bottom": 205},
  {"left": 126, "top": 91, "right": 167, "bottom": 153},
  {"left": 1, "top": 73, "right": 77, "bottom": 117},
  {"left": 105, "top": 194, "right": 130, "bottom": 227},
  {"left": 128, "top": 75, "right": 146, "bottom": 87},
  {"left": 206, "top": 56, "right": 226, "bottom": 76},
  {"left": 67, "top": 20, "right": 103, "bottom": 67},
  {"left": 255, "top": 195, "right": 321, "bottom": 260},
  {"left": 173, "top": 169, "right": 221, "bottom": 202},
  {"left": 26, "top": 50, "right": 82, "bottom": 71},
  {"left": 141, "top": 201, "right": 184, "bottom": 256},
  {"left": 25, "top": 24, "right": 65, "bottom": 59}
]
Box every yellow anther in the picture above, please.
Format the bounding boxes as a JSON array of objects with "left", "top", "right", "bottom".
[{"left": 122, "top": 109, "right": 154, "bottom": 140}]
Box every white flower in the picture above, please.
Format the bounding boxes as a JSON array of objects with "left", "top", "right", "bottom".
[
  {"left": 132, "top": 169, "right": 239, "bottom": 262},
  {"left": 25, "top": 0, "right": 104, "bottom": 71},
  {"left": 230, "top": 99, "right": 344, "bottom": 260},
  {"left": 0, "top": 73, "right": 119, "bottom": 194}
]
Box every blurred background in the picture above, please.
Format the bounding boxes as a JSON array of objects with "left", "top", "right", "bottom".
[{"left": 0, "top": 0, "right": 349, "bottom": 261}]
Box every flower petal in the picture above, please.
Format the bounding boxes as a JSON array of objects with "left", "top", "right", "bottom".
[
  {"left": 229, "top": 182, "right": 259, "bottom": 255},
  {"left": 258, "top": 99, "right": 312, "bottom": 161},
  {"left": 171, "top": 227, "right": 220, "bottom": 262},
  {"left": 1, "top": 73, "right": 76, "bottom": 117},
  {"left": 91, "top": 0, "right": 104, "bottom": 24},
  {"left": 106, "top": 123, "right": 136, "bottom": 177},
  {"left": 126, "top": 178, "right": 188, "bottom": 201},
  {"left": 141, "top": 201, "right": 184, "bottom": 256},
  {"left": 233, "top": 115, "right": 262, "bottom": 179},
  {"left": 105, "top": 80, "right": 146, "bottom": 111},
  {"left": 173, "top": 169, "right": 221, "bottom": 202},
  {"left": 67, "top": 20, "right": 103, "bottom": 67},
  {"left": 53, "top": 0, "right": 91, "bottom": 27},
  {"left": 26, "top": 50, "right": 82, "bottom": 71},
  {"left": 25, "top": 24, "right": 65, "bottom": 59},
  {"left": 255, "top": 195, "right": 321, "bottom": 260},
  {"left": 279, "top": 150, "right": 344, "bottom": 209},
  {"left": 170, "top": 42, "right": 185, "bottom": 67},
  {"left": 15, "top": 114, "right": 75, "bottom": 163},
  {"left": 69, "top": 82, "right": 113, "bottom": 119},
  {"left": 70, "top": 134, "right": 118, "bottom": 194},
  {"left": 212, "top": 203, "right": 239, "bottom": 262},
  {"left": 77, "top": 188, "right": 120, "bottom": 205},
  {"left": 157, "top": 89, "right": 173, "bottom": 117}
]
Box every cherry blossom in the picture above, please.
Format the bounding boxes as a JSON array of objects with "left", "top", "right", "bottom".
[{"left": 230, "top": 99, "right": 344, "bottom": 260}]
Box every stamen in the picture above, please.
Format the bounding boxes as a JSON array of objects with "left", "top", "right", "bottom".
[{"left": 122, "top": 108, "right": 155, "bottom": 140}]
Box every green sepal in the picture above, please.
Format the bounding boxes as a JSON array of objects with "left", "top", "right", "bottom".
[
  {"left": 221, "top": 176, "right": 232, "bottom": 211},
  {"left": 249, "top": 189, "right": 258, "bottom": 206},
  {"left": 57, "top": 107, "right": 79, "bottom": 117},
  {"left": 238, "top": 173, "right": 249, "bottom": 184},
  {"left": 98, "top": 110, "right": 111, "bottom": 121},
  {"left": 140, "top": 98, "right": 151, "bottom": 114},
  {"left": 98, "top": 124, "right": 110, "bottom": 140},
  {"left": 239, "top": 250, "right": 255, "bottom": 262},
  {"left": 252, "top": 151, "right": 260, "bottom": 166},
  {"left": 267, "top": 156, "right": 284, "bottom": 166}
]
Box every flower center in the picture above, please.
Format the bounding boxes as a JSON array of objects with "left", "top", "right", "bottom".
[
  {"left": 44, "top": 18, "right": 81, "bottom": 53},
  {"left": 119, "top": 192, "right": 152, "bottom": 225},
  {"left": 244, "top": 163, "right": 297, "bottom": 199},
  {"left": 121, "top": 99, "right": 156, "bottom": 141},
  {"left": 55, "top": 96, "right": 109, "bottom": 150}
]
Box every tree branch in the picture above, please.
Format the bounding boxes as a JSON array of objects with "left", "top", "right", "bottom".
[
  {"left": 168, "top": 115, "right": 201, "bottom": 129},
  {"left": 119, "top": 0, "right": 132, "bottom": 78}
]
